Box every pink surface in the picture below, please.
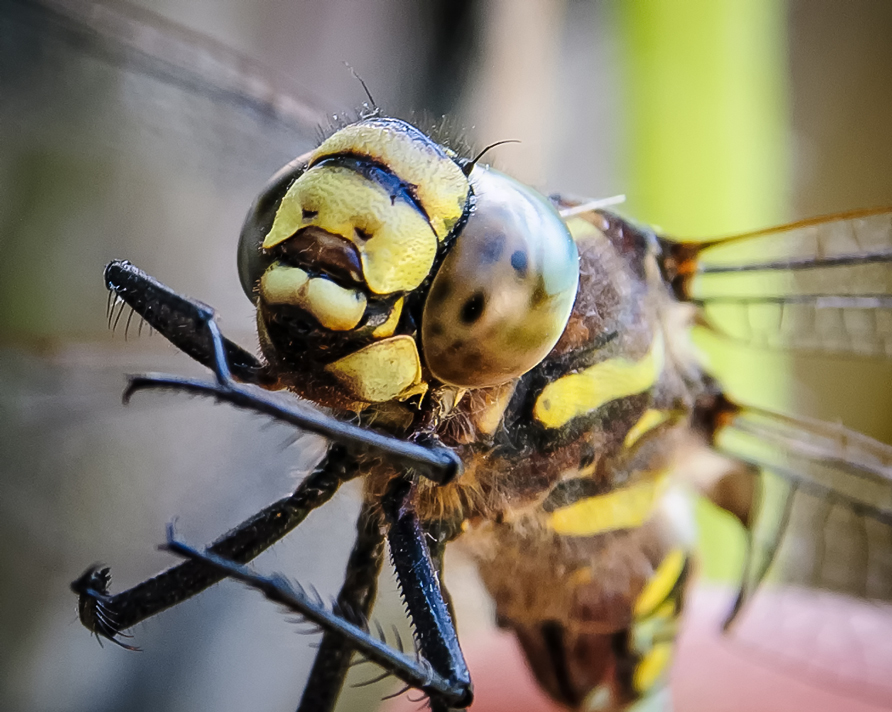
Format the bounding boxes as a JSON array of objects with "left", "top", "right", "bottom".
[
  {"left": 675, "top": 587, "right": 892, "bottom": 712},
  {"left": 385, "top": 586, "right": 892, "bottom": 711}
]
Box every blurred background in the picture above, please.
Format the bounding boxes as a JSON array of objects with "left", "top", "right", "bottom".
[{"left": 1, "top": 0, "right": 891, "bottom": 710}]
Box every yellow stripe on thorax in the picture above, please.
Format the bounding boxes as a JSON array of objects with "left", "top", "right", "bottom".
[
  {"left": 549, "top": 473, "right": 668, "bottom": 537},
  {"left": 534, "top": 334, "right": 665, "bottom": 430}
]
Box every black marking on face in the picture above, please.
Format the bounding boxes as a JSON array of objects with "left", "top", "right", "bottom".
[
  {"left": 510, "top": 249, "right": 528, "bottom": 276},
  {"left": 302, "top": 208, "right": 318, "bottom": 220},
  {"left": 460, "top": 291, "right": 486, "bottom": 324},
  {"left": 354, "top": 227, "right": 372, "bottom": 241},
  {"left": 314, "top": 154, "right": 430, "bottom": 224}
]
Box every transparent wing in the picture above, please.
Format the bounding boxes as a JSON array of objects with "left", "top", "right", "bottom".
[
  {"left": 661, "top": 208, "right": 892, "bottom": 356},
  {"left": 713, "top": 406, "right": 892, "bottom": 704},
  {"left": 662, "top": 208, "right": 892, "bottom": 701}
]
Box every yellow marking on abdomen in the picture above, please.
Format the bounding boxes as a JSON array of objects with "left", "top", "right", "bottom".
[
  {"left": 633, "top": 642, "right": 673, "bottom": 696},
  {"left": 549, "top": 474, "right": 667, "bottom": 537},
  {"left": 634, "top": 548, "right": 687, "bottom": 618},
  {"left": 533, "top": 334, "right": 664, "bottom": 430}
]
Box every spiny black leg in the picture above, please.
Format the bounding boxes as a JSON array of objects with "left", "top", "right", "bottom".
[
  {"left": 126, "top": 372, "right": 461, "bottom": 485},
  {"left": 426, "top": 518, "right": 464, "bottom": 629},
  {"left": 104, "top": 260, "right": 271, "bottom": 385},
  {"left": 165, "top": 527, "right": 472, "bottom": 708},
  {"left": 383, "top": 478, "right": 472, "bottom": 709},
  {"left": 71, "top": 445, "right": 358, "bottom": 644},
  {"left": 112, "top": 261, "right": 461, "bottom": 485},
  {"left": 297, "top": 502, "right": 385, "bottom": 712},
  {"left": 425, "top": 530, "right": 457, "bottom": 712}
]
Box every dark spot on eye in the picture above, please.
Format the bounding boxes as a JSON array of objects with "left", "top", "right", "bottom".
[
  {"left": 460, "top": 292, "right": 485, "bottom": 323},
  {"left": 510, "top": 249, "right": 528, "bottom": 276},
  {"left": 449, "top": 339, "right": 465, "bottom": 353},
  {"left": 302, "top": 209, "right": 318, "bottom": 220},
  {"left": 354, "top": 228, "right": 372, "bottom": 242},
  {"left": 478, "top": 232, "right": 506, "bottom": 264},
  {"left": 429, "top": 279, "right": 451, "bottom": 303}
]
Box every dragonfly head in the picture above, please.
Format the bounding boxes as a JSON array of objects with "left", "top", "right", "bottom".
[{"left": 238, "top": 117, "right": 579, "bottom": 409}]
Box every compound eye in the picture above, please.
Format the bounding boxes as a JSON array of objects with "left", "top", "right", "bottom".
[
  {"left": 421, "top": 167, "right": 579, "bottom": 388},
  {"left": 237, "top": 156, "right": 308, "bottom": 300}
]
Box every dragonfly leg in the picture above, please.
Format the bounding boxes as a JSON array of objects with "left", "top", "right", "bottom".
[
  {"left": 166, "top": 476, "right": 474, "bottom": 708},
  {"left": 124, "top": 370, "right": 460, "bottom": 484},
  {"left": 383, "top": 477, "right": 472, "bottom": 707},
  {"left": 70, "top": 444, "right": 358, "bottom": 647},
  {"left": 104, "top": 260, "right": 272, "bottom": 385},
  {"left": 111, "top": 261, "right": 461, "bottom": 484},
  {"left": 296, "top": 502, "right": 385, "bottom": 712}
]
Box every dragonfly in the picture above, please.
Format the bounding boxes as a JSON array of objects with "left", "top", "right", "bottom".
[{"left": 2, "top": 2, "right": 891, "bottom": 712}]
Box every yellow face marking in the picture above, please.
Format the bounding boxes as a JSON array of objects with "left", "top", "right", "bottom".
[
  {"left": 533, "top": 334, "right": 665, "bottom": 430},
  {"left": 260, "top": 264, "right": 367, "bottom": 331},
  {"left": 371, "top": 297, "right": 404, "bottom": 338},
  {"left": 623, "top": 409, "right": 672, "bottom": 449},
  {"left": 633, "top": 642, "right": 673, "bottom": 695},
  {"left": 313, "top": 119, "right": 469, "bottom": 239},
  {"left": 633, "top": 548, "right": 687, "bottom": 619},
  {"left": 549, "top": 474, "right": 668, "bottom": 537},
  {"left": 324, "top": 335, "right": 424, "bottom": 403},
  {"left": 264, "top": 166, "right": 438, "bottom": 294},
  {"left": 303, "top": 278, "right": 368, "bottom": 331},
  {"left": 260, "top": 263, "right": 309, "bottom": 302}
]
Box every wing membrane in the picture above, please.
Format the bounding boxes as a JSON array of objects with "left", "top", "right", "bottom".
[
  {"left": 663, "top": 209, "right": 892, "bottom": 355},
  {"left": 716, "top": 406, "right": 892, "bottom": 604},
  {"left": 703, "top": 406, "right": 892, "bottom": 702},
  {"left": 2, "top": 0, "right": 328, "bottom": 133},
  {"left": 707, "top": 406, "right": 892, "bottom": 701}
]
